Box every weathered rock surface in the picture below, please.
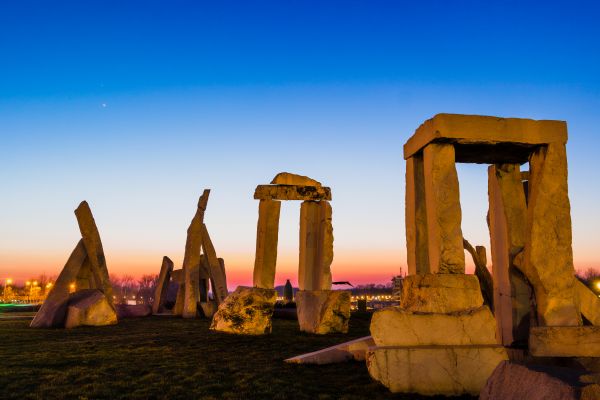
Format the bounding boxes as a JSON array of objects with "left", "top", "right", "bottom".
[
  {"left": 210, "top": 286, "right": 276, "bottom": 335},
  {"left": 400, "top": 274, "right": 483, "bottom": 313},
  {"left": 298, "top": 201, "right": 333, "bottom": 291},
  {"left": 153, "top": 256, "right": 173, "bottom": 314},
  {"left": 576, "top": 280, "right": 600, "bottom": 326},
  {"left": 525, "top": 143, "right": 581, "bottom": 326},
  {"left": 480, "top": 361, "right": 582, "bottom": 400},
  {"left": 285, "top": 336, "right": 374, "bottom": 364},
  {"left": 529, "top": 326, "right": 600, "bottom": 357},
  {"left": 31, "top": 240, "right": 88, "bottom": 328},
  {"left": 116, "top": 304, "right": 152, "bottom": 318},
  {"left": 370, "top": 306, "right": 498, "bottom": 346},
  {"left": 64, "top": 289, "right": 118, "bottom": 329},
  {"left": 253, "top": 199, "right": 281, "bottom": 289},
  {"left": 271, "top": 172, "right": 322, "bottom": 187},
  {"left": 254, "top": 184, "right": 332, "bottom": 201},
  {"left": 405, "top": 154, "right": 429, "bottom": 275},
  {"left": 422, "top": 142, "right": 465, "bottom": 273},
  {"left": 367, "top": 345, "right": 508, "bottom": 396},
  {"left": 295, "top": 290, "right": 350, "bottom": 334}
]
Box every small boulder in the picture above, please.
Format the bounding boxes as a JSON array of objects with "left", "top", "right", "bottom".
[
  {"left": 64, "top": 289, "right": 117, "bottom": 329},
  {"left": 210, "top": 286, "right": 276, "bottom": 335}
]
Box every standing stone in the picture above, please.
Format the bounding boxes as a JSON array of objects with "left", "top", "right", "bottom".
[
  {"left": 253, "top": 199, "right": 281, "bottom": 289},
  {"left": 182, "top": 190, "right": 210, "bottom": 318},
  {"left": 201, "top": 223, "right": 228, "bottom": 303},
  {"left": 422, "top": 143, "right": 465, "bottom": 273},
  {"left": 284, "top": 279, "right": 294, "bottom": 303},
  {"left": 488, "top": 164, "right": 532, "bottom": 345},
  {"left": 525, "top": 143, "right": 581, "bottom": 326},
  {"left": 406, "top": 154, "right": 430, "bottom": 275},
  {"left": 74, "top": 201, "right": 115, "bottom": 308},
  {"left": 75, "top": 257, "right": 96, "bottom": 290},
  {"left": 296, "top": 290, "right": 351, "bottom": 334},
  {"left": 153, "top": 256, "right": 174, "bottom": 314},
  {"left": 299, "top": 201, "right": 320, "bottom": 290},
  {"left": 316, "top": 201, "right": 333, "bottom": 290},
  {"left": 199, "top": 255, "right": 210, "bottom": 303},
  {"left": 31, "top": 240, "right": 88, "bottom": 328},
  {"left": 172, "top": 271, "right": 185, "bottom": 316}
]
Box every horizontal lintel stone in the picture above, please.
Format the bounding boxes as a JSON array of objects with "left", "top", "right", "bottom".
[{"left": 254, "top": 185, "right": 332, "bottom": 201}]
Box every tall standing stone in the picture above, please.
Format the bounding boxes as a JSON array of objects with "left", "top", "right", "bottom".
[
  {"left": 74, "top": 201, "right": 115, "bottom": 308},
  {"left": 299, "top": 201, "right": 320, "bottom": 290},
  {"left": 253, "top": 199, "right": 281, "bottom": 289},
  {"left": 422, "top": 143, "right": 465, "bottom": 273},
  {"left": 525, "top": 143, "right": 580, "bottom": 326},
  {"left": 153, "top": 256, "right": 174, "bottom": 314},
  {"left": 182, "top": 190, "right": 210, "bottom": 318},
  {"left": 201, "top": 223, "right": 228, "bottom": 303},
  {"left": 406, "top": 154, "right": 430, "bottom": 275}
]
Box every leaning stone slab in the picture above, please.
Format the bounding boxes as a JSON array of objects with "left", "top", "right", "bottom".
[
  {"left": 271, "top": 172, "right": 322, "bottom": 187},
  {"left": 529, "top": 326, "right": 600, "bottom": 357},
  {"left": 153, "top": 256, "right": 174, "bottom": 314},
  {"left": 295, "top": 290, "right": 350, "bottom": 334},
  {"left": 400, "top": 274, "right": 483, "bottom": 313},
  {"left": 480, "top": 361, "right": 582, "bottom": 400},
  {"left": 201, "top": 223, "right": 228, "bottom": 304},
  {"left": 285, "top": 336, "right": 374, "bottom": 364},
  {"left": 31, "top": 240, "right": 88, "bottom": 328},
  {"left": 371, "top": 306, "right": 498, "bottom": 346},
  {"left": 210, "top": 286, "right": 277, "bottom": 335},
  {"left": 367, "top": 345, "right": 508, "bottom": 396},
  {"left": 576, "top": 280, "right": 600, "bottom": 326},
  {"left": 254, "top": 185, "right": 332, "bottom": 201},
  {"left": 64, "top": 289, "right": 118, "bottom": 329}
]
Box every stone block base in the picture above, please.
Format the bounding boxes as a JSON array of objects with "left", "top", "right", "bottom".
[
  {"left": 367, "top": 345, "right": 508, "bottom": 396},
  {"left": 65, "top": 289, "right": 118, "bottom": 329},
  {"left": 371, "top": 305, "right": 498, "bottom": 346},
  {"left": 296, "top": 290, "right": 350, "bottom": 334},
  {"left": 401, "top": 273, "right": 484, "bottom": 313},
  {"left": 530, "top": 326, "right": 600, "bottom": 357},
  {"left": 210, "top": 286, "right": 276, "bottom": 335}
]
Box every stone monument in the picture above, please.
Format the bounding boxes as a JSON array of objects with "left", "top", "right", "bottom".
[
  {"left": 211, "top": 172, "right": 350, "bottom": 335},
  {"left": 31, "top": 201, "right": 117, "bottom": 329},
  {"left": 153, "top": 189, "right": 229, "bottom": 318}
]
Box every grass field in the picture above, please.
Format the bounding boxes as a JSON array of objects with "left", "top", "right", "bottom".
[{"left": 0, "top": 312, "right": 474, "bottom": 400}]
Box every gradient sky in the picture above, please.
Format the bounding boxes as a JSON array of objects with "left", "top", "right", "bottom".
[{"left": 1, "top": 1, "right": 600, "bottom": 289}]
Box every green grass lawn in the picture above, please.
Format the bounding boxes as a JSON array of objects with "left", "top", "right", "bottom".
[{"left": 0, "top": 312, "right": 473, "bottom": 400}]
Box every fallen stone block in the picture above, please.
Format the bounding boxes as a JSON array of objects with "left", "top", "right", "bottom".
[
  {"left": 296, "top": 290, "right": 350, "bottom": 334},
  {"left": 367, "top": 345, "right": 508, "bottom": 396},
  {"left": 64, "top": 289, "right": 118, "bottom": 329},
  {"left": 400, "top": 273, "right": 484, "bottom": 313},
  {"left": 254, "top": 185, "right": 332, "bottom": 201},
  {"left": 210, "top": 286, "right": 276, "bottom": 335},
  {"left": 370, "top": 305, "right": 498, "bottom": 346},
  {"left": 285, "top": 336, "right": 374, "bottom": 364},
  {"left": 271, "top": 172, "right": 322, "bottom": 187},
  {"left": 530, "top": 326, "right": 600, "bottom": 357},
  {"left": 116, "top": 304, "right": 152, "bottom": 318}
]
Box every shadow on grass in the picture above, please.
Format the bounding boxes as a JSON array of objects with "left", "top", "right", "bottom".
[{"left": 0, "top": 312, "right": 474, "bottom": 399}]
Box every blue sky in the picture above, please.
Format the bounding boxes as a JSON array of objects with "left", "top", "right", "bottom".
[{"left": 1, "top": 1, "right": 600, "bottom": 286}]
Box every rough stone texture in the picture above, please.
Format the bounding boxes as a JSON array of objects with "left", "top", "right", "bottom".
[
  {"left": 367, "top": 345, "right": 508, "bottom": 396},
  {"left": 295, "top": 290, "right": 350, "bottom": 334},
  {"left": 210, "top": 286, "right": 277, "bottom": 335},
  {"left": 75, "top": 257, "right": 97, "bottom": 290},
  {"left": 201, "top": 223, "right": 228, "bottom": 303},
  {"left": 271, "top": 172, "right": 322, "bottom": 187},
  {"left": 64, "top": 289, "right": 118, "bottom": 329},
  {"left": 153, "top": 256, "right": 173, "bottom": 314},
  {"left": 480, "top": 361, "right": 579, "bottom": 400},
  {"left": 31, "top": 240, "right": 88, "bottom": 328},
  {"left": 199, "top": 301, "right": 218, "bottom": 318},
  {"left": 488, "top": 164, "right": 532, "bottom": 345},
  {"left": 404, "top": 113, "right": 568, "bottom": 160},
  {"left": 116, "top": 304, "right": 152, "bottom": 318},
  {"left": 530, "top": 326, "right": 600, "bottom": 357},
  {"left": 253, "top": 199, "right": 281, "bottom": 289},
  {"left": 405, "top": 154, "right": 429, "bottom": 275},
  {"left": 254, "top": 184, "right": 332, "bottom": 201},
  {"left": 525, "top": 143, "right": 581, "bottom": 326},
  {"left": 182, "top": 190, "right": 210, "bottom": 318},
  {"left": 370, "top": 306, "right": 498, "bottom": 346},
  {"left": 577, "top": 280, "right": 600, "bottom": 326},
  {"left": 298, "top": 201, "right": 333, "bottom": 291},
  {"left": 172, "top": 270, "right": 185, "bottom": 316},
  {"left": 400, "top": 274, "right": 483, "bottom": 313},
  {"left": 422, "top": 143, "right": 465, "bottom": 273},
  {"left": 285, "top": 336, "right": 374, "bottom": 364},
  {"left": 75, "top": 201, "right": 115, "bottom": 309}
]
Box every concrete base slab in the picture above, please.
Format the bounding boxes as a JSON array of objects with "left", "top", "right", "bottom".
[{"left": 285, "top": 336, "right": 374, "bottom": 364}]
